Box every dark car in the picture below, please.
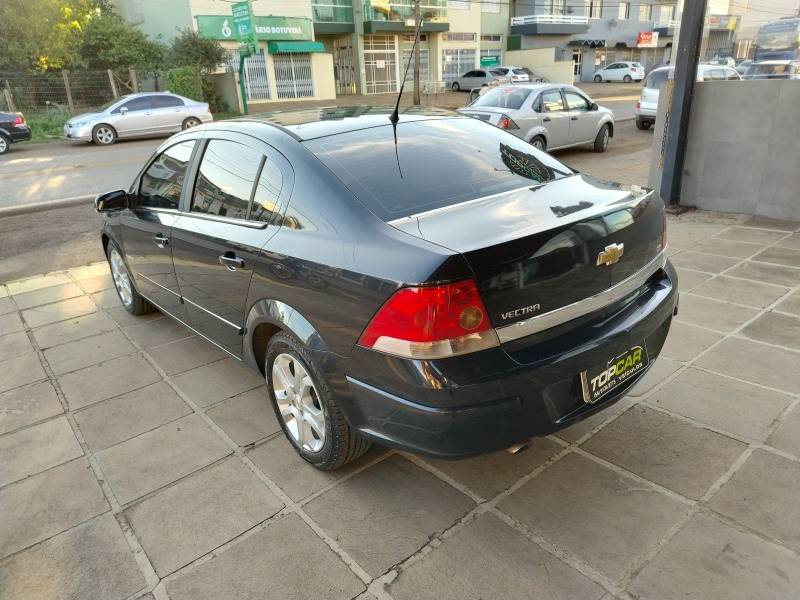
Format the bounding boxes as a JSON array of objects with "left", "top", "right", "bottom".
[
  {"left": 95, "top": 106, "right": 677, "bottom": 470},
  {"left": 0, "top": 111, "right": 32, "bottom": 154}
]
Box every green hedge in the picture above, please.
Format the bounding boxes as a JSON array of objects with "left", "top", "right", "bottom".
[{"left": 164, "top": 66, "right": 203, "bottom": 102}]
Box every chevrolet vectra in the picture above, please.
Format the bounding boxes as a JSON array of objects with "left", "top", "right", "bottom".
[{"left": 95, "top": 106, "right": 677, "bottom": 470}]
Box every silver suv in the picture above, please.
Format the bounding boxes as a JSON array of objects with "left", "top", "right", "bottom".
[{"left": 64, "top": 92, "right": 213, "bottom": 145}]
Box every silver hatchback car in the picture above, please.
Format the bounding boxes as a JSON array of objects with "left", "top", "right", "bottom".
[
  {"left": 64, "top": 92, "right": 212, "bottom": 145},
  {"left": 458, "top": 84, "right": 615, "bottom": 153}
]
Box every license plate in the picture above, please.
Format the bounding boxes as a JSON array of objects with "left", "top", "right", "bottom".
[{"left": 580, "top": 344, "right": 649, "bottom": 404}]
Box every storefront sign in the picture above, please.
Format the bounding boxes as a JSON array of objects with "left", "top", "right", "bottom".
[
  {"left": 196, "top": 15, "right": 313, "bottom": 41},
  {"left": 708, "top": 15, "right": 738, "bottom": 30},
  {"left": 480, "top": 55, "right": 500, "bottom": 67},
  {"left": 636, "top": 31, "right": 659, "bottom": 48},
  {"left": 232, "top": 1, "right": 257, "bottom": 56}
]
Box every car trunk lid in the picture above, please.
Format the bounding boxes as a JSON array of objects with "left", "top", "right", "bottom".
[{"left": 390, "top": 174, "right": 665, "bottom": 334}]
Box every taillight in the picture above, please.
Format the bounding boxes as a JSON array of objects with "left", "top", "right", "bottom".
[
  {"left": 636, "top": 101, "right": 640, "bottom": 109},
  {"left": 358, "top": 279, "right": 500, "bottom": 359},
  {"left": 497, "top": 114, "right": 519, "bottom": 130},
  {"left": 12, "top": 113, "right": 25, "bottom": 127}
]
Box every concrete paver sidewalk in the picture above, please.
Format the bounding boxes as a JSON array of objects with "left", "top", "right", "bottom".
[{"left": 1, "top": 214, "right": 800, "bottom": 599}]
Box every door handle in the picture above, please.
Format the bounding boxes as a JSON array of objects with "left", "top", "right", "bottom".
[
  {"left": 571, "top": 116, "right": 579, "bottom": 120},
  {"left": 219, "top": 254, "right": 245, "bottom": 271},
  {"left": 543, "top": 116, "right": 551, "bottom": 122},
  {"left": 153, "top": 233, "right": 169, "bottom": 248}
]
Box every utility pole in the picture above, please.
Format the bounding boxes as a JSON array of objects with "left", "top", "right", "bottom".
[
  {"left": 413, "top": 0, "right": 421, "bottom": 105},
  {"left": 659, "top": 0, "right": 708, "bottom": 207}
]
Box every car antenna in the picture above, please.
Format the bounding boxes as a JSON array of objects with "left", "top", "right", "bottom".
[{"left": 389, "top": 15, "right": 423, "bottom": 125}]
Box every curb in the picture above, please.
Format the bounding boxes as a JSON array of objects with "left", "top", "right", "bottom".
[{"left": 0, "top": 194, "right": 97, "bottom": 218}]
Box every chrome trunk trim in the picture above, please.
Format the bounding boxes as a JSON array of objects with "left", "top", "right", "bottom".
[{"left": 495, "top": 251, "right": 667, "bottom": 344}]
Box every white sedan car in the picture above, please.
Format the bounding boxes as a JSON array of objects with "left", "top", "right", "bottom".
[
  {"left": 458, "top": 84, "right": 615, "bottom": 153},
  {"left": 64, "top": 92, "right": 212, "bottom": 145},
  {"left": 593, "top": 61, "right": 645, "bottom": 83}
]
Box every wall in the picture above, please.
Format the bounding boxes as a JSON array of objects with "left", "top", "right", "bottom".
[
  {"left": 504, "top": 48, "right": 574, "bottom": 84},
  {"left": 651, "top": 80, "right": 800, "bottom": 221},
  {"left": 207, "top": 71, "right": 242, "bottom": 113}
]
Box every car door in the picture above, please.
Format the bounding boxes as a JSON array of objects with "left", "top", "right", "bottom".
[
  {"left": 120, "top": 138, "right": 199, "bottom": 323},
  {"left": 537, "top": 88, "right": 570, "bottom": 149},
  {"left": 170, "top": 133, "right": 292, "bottom": 356},
  {"left": 109, "top": 95, "right": 156, "bottom": 138},
  {"left": 151, "top": 95, "right": 186, "bottom": 133},
  {"left": 563, "top": 89, "right": 598, "bottom": 145},
  {"left": 459, "top": 70, "right": 476, "bottom": 88},
  {"left": 473, "top": 70, "right": 487, "bottom": 86}
]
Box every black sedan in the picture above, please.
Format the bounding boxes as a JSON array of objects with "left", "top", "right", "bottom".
[
  {"left": 0, "top": 111, "right": 32, "bottom": 154},
  {"left": 95, "top": 106, "right": 677, "bottom": 470}
]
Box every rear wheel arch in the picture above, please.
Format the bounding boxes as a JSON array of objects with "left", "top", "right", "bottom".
[{"left": 245, "top": 299, "right": 332, "bottom": 375}]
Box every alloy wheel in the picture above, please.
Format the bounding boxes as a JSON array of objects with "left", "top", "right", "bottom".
[
  {"left": 272, "top": 353, "right": 326, "bottom": 452},
  {"left": 96, "top": 126, "right": 114, "bottom": 145},
  {"left": 109, "top": 247, "right": 133, "bottom": 307},
  {"left": 602, "top": 127, "right": 610, "bottom": 149},
  {"left": 532, "top": 138, "right": 545, "bottom": 151},
  {"left": 183, "top": 118, "right": 201, "bottom": 130},
  {"left": 0, "top": 136, "right": 7, "bottom": 154}
]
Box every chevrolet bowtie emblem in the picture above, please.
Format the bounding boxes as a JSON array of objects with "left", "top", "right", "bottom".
[{"left": 597, "top": 243, "right": 624, "bottom": 266}]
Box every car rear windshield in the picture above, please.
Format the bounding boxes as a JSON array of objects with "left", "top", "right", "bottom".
[
  {"left": 645, "top": 69, "right": 671, "bottom": 88},
  {"left": 470, "top": 86, "right": 533, "bottom": 109},
  {"left": 749, "top": 63, "right": 791, "bottom": 75},
  {"left": 632, "top": 62, "right": 643, "bottom": 68},
  {"left": 304, "top": 117, "right": 574, "bottom": 222},
  {"left": 512, "top": 68, "right": 527, "bottom": 75}
]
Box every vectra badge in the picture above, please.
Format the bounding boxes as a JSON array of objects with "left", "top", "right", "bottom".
[{"left": 597, "top": 243, "right": 624, "bottom": 266}]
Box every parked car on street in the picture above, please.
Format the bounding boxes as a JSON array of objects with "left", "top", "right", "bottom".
[
  {"left": 635, "top": 64, "right": 741, "bottom": 129},
  {"left": 64, "top": 92, "right": 212, "bottom": 146},
  {"left": 593, "top": 61, "right": 645, "bottom": 83},
  {"left": 493, "top": 65, "right": 549, "bottom": 83},
  {"left": 743, "top": 60, "right": 800, "bottom": 80},
  {"left": 94, "top": 106, "right": 675, "bottom": 469},
  {"left": 0, "top": 111, "right": 32, "bottom": 155},
  {"left": 735, "top": 59, "right": 754, "bottom": 75},
  {"left": 450, "top": 69, "right": 506, "bottom": 91},
  {"left": 458, "top": 84, "right": 615, "bottom": 152}
]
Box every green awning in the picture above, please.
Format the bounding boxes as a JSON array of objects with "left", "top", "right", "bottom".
[{"left": 267, "top": 41, "right": 325, "bottom": 54}]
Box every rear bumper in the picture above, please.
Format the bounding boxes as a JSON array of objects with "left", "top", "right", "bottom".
[
  {"left": 635, "top": 104, "right": 657, "bottom": 120},
  {"left": 338, "top": 260, "right": 678, "bottom": 459},
  {"left": 8, "top": 126, "right": 31, "bottom": 142}
]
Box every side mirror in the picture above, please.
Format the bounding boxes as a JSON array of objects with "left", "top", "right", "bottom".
[
  {"left": 119, "top": 106, "right": 128, "bottom": 115},
  {"left": 95, "top": 190, "right": 129, "bottom": 213},
  {"left": 590, "top": 102, "right": 599, "bottom": 111}
]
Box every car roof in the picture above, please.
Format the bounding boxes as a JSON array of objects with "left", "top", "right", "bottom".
[{"left": 230, "top": 105, "right": 465, "bottom": 141}]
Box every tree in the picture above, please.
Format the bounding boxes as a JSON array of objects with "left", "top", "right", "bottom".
[
  {"left": 79, "top": 11, "right": 165, "bottom": 73},
  {"left": 168, "top": 29, "right": 226, "bottom": 74},
  {"left": 0, "top": 0, "right": 99, "bottom": 71}
]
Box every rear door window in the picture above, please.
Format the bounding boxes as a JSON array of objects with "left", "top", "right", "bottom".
[
  {"left": 249, "top": 158, "right": 284, "bottom": 224},
  {"left": 304, "top": 118, "right": 574, "bottom": 222},
  {"left": 191, "top": 139, "right": 261, "bottom": 220},
  {"left": 154, "top": 95, "right": 184, "bottom": 108},
  {"left": 645, "top": 69, "right": 671, "bottom": 88},
  {"left": 139, "top": 140, "right": 196, "bottom": 210}
]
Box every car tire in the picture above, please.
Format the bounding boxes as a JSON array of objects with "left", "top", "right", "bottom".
[
  {"left": 594, "top": 124, "right": 611, "bottom": 153},
  {"left": 92, "top": 124, "right": 117, "bottom": 146},
  {"left": 635, "top": 119, "right": 651, "bottom": 130},
  {"left": 266, "top": 332, "right": 371, "bottom": 470},
  {"left": 530, "top": 135, "right": 547, "bottom": 151},
  {"left": 594, "top": 75, "right": 603, "bottom": 83},
  {"left": 623, "top": 75, "right": 633, "bottom": 83},
  {"left": 451, "top": 81, "right": 460, "bottom": 91},
  {"left": 182, "top": 117, "right": 202, "bottom": 130},
  {"left": 0, "top": 133, "right": 9, "bottom": 155},
  {"left": 106, "top": 240, "right": 155, "bottom": 315}
]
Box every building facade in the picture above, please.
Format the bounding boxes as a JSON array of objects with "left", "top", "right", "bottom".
[
  {"left": 112, "top": 0, "right": 335, "bottom": 106},
  {"left": 509, "top": 0, "right": 681, "bottom": 82},
  {"left": 311, "top": 1, "right": 512, "bottom": 96}
]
